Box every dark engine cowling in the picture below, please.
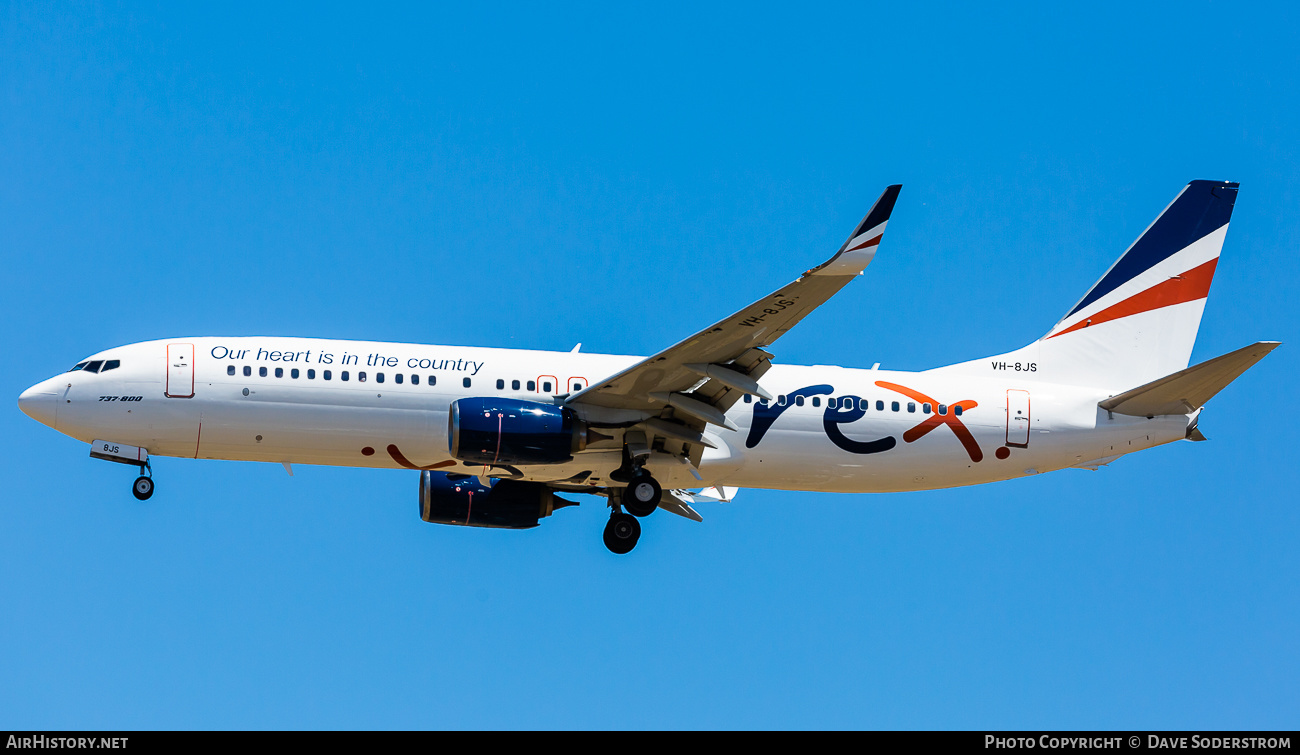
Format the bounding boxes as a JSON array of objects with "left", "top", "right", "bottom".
[
  {"left": 419, "top": 470, "right": 572, "bottom": 529},
  {"left": 449, "top": 397, "right": 591, "bottom": 465}
]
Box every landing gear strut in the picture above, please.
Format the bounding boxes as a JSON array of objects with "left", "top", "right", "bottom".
[
  {"left": 603, "top": 512, "right": 641, "bottom": 555},
  {"left": 132, "top": 459, "right": 154, "bottom": 501}
]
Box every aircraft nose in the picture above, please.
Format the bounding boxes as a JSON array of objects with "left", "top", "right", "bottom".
[{"left": 18, "top": 380, "right": 59, "bottom": 429}]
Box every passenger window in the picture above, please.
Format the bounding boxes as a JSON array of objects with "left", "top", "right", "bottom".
[
  {"left": 411, "top": 374, "right": 419, "bottom": 385},
  {"left": 938, "top": 404, "right": 947, "bottom": 416},
  {"left": 527, "top": 380, "right": 536, "bottom": 391},
  {"left": 359, "top": 372, "right": 367, "bottom": 382},
  {"left": 954, "top": 406, "right": 963, "bottom": 416},
  {"left": 291, "top": 368, "right": 299, "bottom": 379},
  {"left": 227, "top": 365, "right": 236, "bottom": 376},
  {"left": 428, "top": 375, "right": 436, "bottom": 386},
  {"left": 795, "top": 395, "right": 805, "bottom": 406},
  {"left": 394, "top": 373, "right": 403, "bottom": 384},
  {"left": 777, "top": 395, "right": 787, "bottom": 406},
  {"left": 464, "top": 377, "right": 472, "bottom": 388},
  {"left": 341, "top": 371, "right": 350, "bottom": 381},
  {"left": 244, "top": 366, "right": 252, "bottom": 377},
  {"left": 876, "top": 400, "right": 884, "bottom": 411},
  {"left": 324, "top": 370, "right": 332, "bottom": 380},
  {"left": 496, "top": 379, "right": 505, "bottom": 390},
  {"left": 573, "top": 382, "right": 582, "bottom": 392},
  {"left": 376, "top": 372, "right": 384, "bottom": 383},
  {"left": 743, "top": 394, "right": 752, "bottom": 404},
  {"left": 922, "top": 403, "right": 931, "bottom": 414},
  {"left": 858, "top": 399, "right": 868, "bottom": 411},
  {"left": 275, "top": 367, "right": 284, "bottom": 378},
  {"left": 907, "top": 402, "right": 916, "bottom": 413},
  {"left": 308, "top": 369, "right": 315, "bottom": 379},
  {"left": 84, "top": 360, "right": 103, "bottom": 373},
  {"left": 259, "top": 367, "right": 268, "bottom": 377},
  {"left": 512, "top": 380, "right": 520, "bottom": 390},
  {"left": 103, "top": 360, "right": 120, "bottom": 371},
  {"left": 891, "top": 401, "right": 900, "bottom": 412},
  {"left": 542, "top": 381, "right": 551, "bottom": 392},
  {"left": 812, "top": 397, "right": 821, "bottom": 407},
  {"left": 828, "top": 397, "right": 837, "bottom": 409}
]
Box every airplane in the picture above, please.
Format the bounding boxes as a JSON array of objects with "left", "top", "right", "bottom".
[{"left": 18, "top": 180, "right": 1278, "bottom": 554}]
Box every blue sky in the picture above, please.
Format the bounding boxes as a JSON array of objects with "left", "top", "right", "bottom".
[{"left": 2, "top": 1, "right": 1297, "bottom": 729}]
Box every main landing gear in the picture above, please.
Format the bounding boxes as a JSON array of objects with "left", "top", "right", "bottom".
[
  {"left": 603, "top": 470, "right": 662, "bottom": 554},
  {"left": 622, "top": 471, "right": 662, "bottom": 517},
  {"left": 603, "top": 512, "right": 641, "bottom": 555}
]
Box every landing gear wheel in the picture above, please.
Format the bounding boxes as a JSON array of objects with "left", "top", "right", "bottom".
[
  {"left": 623, "top": 473, "right": 662, "bottom": 517},
  {"left": 603, "top": 513, "right": 641, "bottom": 554},
  {"left": 132, "top": 476, "right": 154, "bottom": 501}
]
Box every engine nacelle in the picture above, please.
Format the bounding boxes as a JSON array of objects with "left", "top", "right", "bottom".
[
  {"left": 418, "top": 471, "right": 572, "bottom": 529},
  {"left": 449, "top": 397, "right": 592, "bottom": 465}
]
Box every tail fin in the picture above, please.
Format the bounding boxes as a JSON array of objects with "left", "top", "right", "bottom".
[{"left": 936, "top": 180, "right": 1240, "bottom": 391}]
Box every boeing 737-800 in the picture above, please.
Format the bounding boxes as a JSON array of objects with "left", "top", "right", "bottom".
[{"left": 18, "top": 180, "right": 1277, "bottom": 553}]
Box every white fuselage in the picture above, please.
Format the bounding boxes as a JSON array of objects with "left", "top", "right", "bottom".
[{"left": 20, "top": 336, "right": 1190, "bottom": 494}]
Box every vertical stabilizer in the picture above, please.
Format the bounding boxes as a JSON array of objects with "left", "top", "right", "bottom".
[{"left": 934, "top": 181, "right": 1239, "bottom": 391}]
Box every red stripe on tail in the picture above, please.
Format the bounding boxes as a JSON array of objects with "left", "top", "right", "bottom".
[{"left": 1048, "top": 258, "right": 1218, "bottom": 339}]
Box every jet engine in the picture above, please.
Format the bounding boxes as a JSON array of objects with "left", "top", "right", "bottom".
[
  {"left": 448, "top": 397, "right": 595, "bottom": 465},
  {"left": 418, "top": 471, "right": 575, "bottom": 529}
]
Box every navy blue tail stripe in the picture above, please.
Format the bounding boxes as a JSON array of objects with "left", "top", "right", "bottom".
[
  {"left": 850, "top": 184, "right": 902, "bottom": 239},
  {"left": 1067, "top": 180, "right": 1238, "bottom": 317}
]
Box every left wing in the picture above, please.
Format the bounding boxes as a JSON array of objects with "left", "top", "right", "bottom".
[{"left": 568, "top": 185, "right": 901, "bottom": 459}]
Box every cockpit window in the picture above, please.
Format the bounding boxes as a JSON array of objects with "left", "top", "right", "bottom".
[
  {"left": 102, "top": 359, "right": 120, "bottom": 372},
  {"left": 84, "top": 360, "right": 104, "bottom": 373},
  {"left": 70, "top": 362, "right": 88, "bottom": 372}
]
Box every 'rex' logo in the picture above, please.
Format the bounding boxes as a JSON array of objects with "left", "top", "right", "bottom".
[
  {"left": 874, "top": 381, "right": 982, "bottom": 462},
  {"left": 745, "top": 381, "right": 982, "bottom": 462}
]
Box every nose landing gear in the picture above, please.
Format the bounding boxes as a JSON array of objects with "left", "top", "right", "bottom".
[
  {"left": 130, "top": 457, "right": 155, "bottom": 500},
  {"left": 132, "top": 474, "right": 155, "bottom": 501},
  {"left": 89, "top": 440, "right": 155, "bottom": 501}
]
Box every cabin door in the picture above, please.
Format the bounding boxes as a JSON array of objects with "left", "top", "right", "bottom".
[
  {"left": 1006, "top": 389, "right": 1031, "bottom": 448},
  {"left": 165, "top": 343, "right": 195, "bottom": 398}
]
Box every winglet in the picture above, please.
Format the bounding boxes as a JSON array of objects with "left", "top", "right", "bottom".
[{"left": 811, "top": 184, "right": 902, "bottom": 276}]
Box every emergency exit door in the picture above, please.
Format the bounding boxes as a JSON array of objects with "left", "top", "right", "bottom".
[
  {"left": 1006, "top": 389, "right": 1031, "bottom": 448},
  {"left": 165, "top": 343, "right": 195, "bottom": 398}
]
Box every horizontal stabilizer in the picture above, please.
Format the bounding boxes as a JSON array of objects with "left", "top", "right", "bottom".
[
  {"left": 1099, "top": 341, "right": 1280, "bottom": 417},
  {"left": 663, "top": 491, "right": 705, "bottom": 522},
  {"left": 693, "top": 485, "right": 738, "bottom": 503}
]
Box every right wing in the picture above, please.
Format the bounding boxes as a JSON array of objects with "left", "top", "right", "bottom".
[{"left": 568, "top": 185, "right": 902, "bottom": 460}]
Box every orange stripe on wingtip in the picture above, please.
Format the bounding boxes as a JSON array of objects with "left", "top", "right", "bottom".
[
  {"left": 845, "top": 234, "right": 882, "bottom": 252},
  {"left": 1048, "top": 258, "right": 1219, "bottom": 339}
]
